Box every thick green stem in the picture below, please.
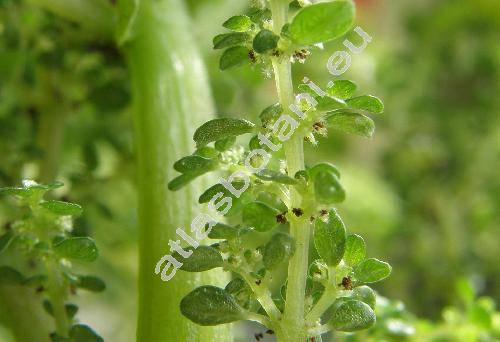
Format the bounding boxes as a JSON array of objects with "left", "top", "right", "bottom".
[
  {"left": 123, "top": 0, "right": 230, "bottom": 341},
  {"left": 38, "top": 109, "right": 65, "bottom": 183},
  {"left": 270, "top": 1, "right": 311, "bottom": 340}
]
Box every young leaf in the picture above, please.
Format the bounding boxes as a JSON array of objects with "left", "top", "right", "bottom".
[
  {"left": 289, "top": 1, "right": 355, "bottom": 46},
  {"left": 174, "top": 246, "right": 223, "bottom": 272},
  {"left": 199, "top": 181, "right": 245, "bottom": 204},
  {"left": 263, "top": 232, "right": 295, "bottom": 270},
  {"left": 180, "top": 285, "right": 244, "bottom": 326},
  {"left": 0, "top": 231, "right": 14, "bottom": 254},
  {"left": 314, "top": 210, "right": 346, "bottom": 266},
  {"left": 0, "top": 181, "right": 62, "bottom": 198},
  {"left": 325, "top": 111, "right": 375, "bottom": 138},
  {"left": 242, "top": 201, "right": 279, "bottom": 232},
  {"left": 214, "top": 136, "right": 236, "bottom": 152},
  {"left": 173, "top": 155, "right": 216, "bottom": 174},
  {"left": 327, "top": 80, "right": 357, "bottom": 99},
  {"left": 40, "top": 200, "right": 83, "bottom": 216},
  {"left": 53, "top": 237, "right": 98, "bottom": 262},
  {"left": 255, "top": 169, "right": 297, "bottom": 185},
  {"left": 225, "top": 277, "right": 252, "bottom": 308},
  {"left": 168, "top": 173, "right": 197, "bottom": 191},
  {"left": 0, "top": 265, "right": 25, "bottom": 285},
  {"left": 308, "top": 162, "right": 341, "bottom": 179},
  {"left": 193, "top": 118, "right": 255, "bottom": 147},
  {"left": 331, "top": 299, "right": 376, "bottom": 331},
  {"left": 314, "top": 171, "right": 346, "bottom": 203},
  {"left": 315, "top": 95, "right": 347, "bottom": 112},
  {"left": 252, "top": 29, "right": 280, "bottom": 54},
  {"left": 208, "top": 223, "right": 249, "bottom": 240},
  {"left": 259, "top": 102, "right": 283, "bottom": 126},
  {"left": 194, "top": 146, "right": 220, "bottom": 159},
  {"left": 223, "top": 15, "right": 252, "bottom": 32},
  {"left": 352, "top": 285, "right": 376, "bottom": 309},
  {"left": 69, "top": 324, "right": 104, "bottom": 342},
  {"left": 344, "top": 234, "right": 366, "bottom": 266},
  {"left": 213, "top": 32, "right": 251, "bottom": 49},
  {"left": 346, "top": 95, "right": 384, "bottom": 114},
  {"left": 77, "top": 275, "right": 106, "bottom": 292},
  {"left": 220, "top": 46, "right": 251, "bottom": 70},
  {"left": 354, "top": 258, "right": 392, "bottom": 283}
]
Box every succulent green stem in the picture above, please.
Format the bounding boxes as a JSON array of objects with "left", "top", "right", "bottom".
[
  {"left": 123, "top": 0, "right": 230, "bottom": 341},
  {"left": 270, "top": 1, "right": 311, "bottom": 340},
  {"left": 305, "top": 285, "right": 338, "bottom": 323},
  {"left": 46, "top": 259, "right": 69, "bottom": 338}
]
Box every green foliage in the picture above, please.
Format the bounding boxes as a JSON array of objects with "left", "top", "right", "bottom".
[
  {"left": 313, "top": 210, "right": 346, "bottom": 266},
  {"left": 0, "top": 181, "right": 103, "bottom": 340},
  {"left": 354, "top": 258, "right": 392, "bottom": 284},
  {"left": 176, "top": 246, "right": 223, "bottom": 272},
  {"left": 193, "top": 118, "right": 255, "bottom": 148},
  {"left": 331, "top": 300, "right": 376, "bottom": 331}
]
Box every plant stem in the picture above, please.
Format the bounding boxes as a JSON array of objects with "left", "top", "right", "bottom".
[
  {"left": 123, "top": 0, "right": 230, "bottom": 341},
  {"left": 46, "top": 259, "right": 69, "bottom": 337},
  {"left": 305, "top": 286, "right": 338, "bottom": 323},
  {"left": 270, "top": 1, "right": 311, "bottom": 340}
]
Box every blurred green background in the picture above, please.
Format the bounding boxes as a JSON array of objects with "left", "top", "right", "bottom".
[{"left": 0, "top": 0, "right": 498, "bottom": 340}]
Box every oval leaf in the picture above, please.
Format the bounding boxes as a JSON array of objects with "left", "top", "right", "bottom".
[
  {"left": 354, "top": 258, "right": 392, "bottom": 283},
  {"left": 326, "top": 111, "right": 375, "bottom": 138},
  {"left": 180, "top": 285, "right": 243, "bottom": 326},
  {"left": 314, "top": 171, "right": 346, "bottom": 204},
  {"left": 69, "top": 324, "right": 103, "bottom": 342},
  {"left": 242, "top": 201, "right": 279, "bottom": 232},
  {"left": 308, "top": 162, "right": 341, "bottom": 179},
  {"left": 289, "top": 1, "right": 355, "bottom": 45},
  {"left": 344, "top": 234, "right": 366, "bottom": 266},
  {"left": 256, "top": 169, "right": 297, "bottom": 185},
  {"left": 40, "top": 200, "right": 83, "bottom": 216},
  {"left": 53, "top": 237, "right": 98, "bottom": 262},
  {"left": 346, "top": 95, "right": 384, "bottom": 114},
  {"left": 263, "top": 233, "right": 296, "bottom": 270},
  {"left": 213, "top": 32, "right": 250, "bottom": 49},
  {"left": 253, "top": 29, "right": 280, "bottom": 54},
  {"left": 327, "top": 80, "right": 357, "bottom": 99},
  {"left": 173, "top": 155, "right": 216, "bottom": 174},
  {"left": 208, "top": 223, "right": 249, "bottom": 240},
  {"left": 223, "top": 15, "right": 252, "bottom": 32},
  {"left": 352, "top": 285, "right": 376, "bottom": 309},
  {"left": 174, "top": 246, "right": 223, "bottom": 272},
  {"left": 219, "top": 46, "right": 251, "bottom": 70},
  {"left": 314, "top": 210, "right": 346, "bottom": 266},
  {"left": 331, "top": 299, "right": 376, "bottom": 331},
  {"left": 193, "top": 118, "right": 255, "bottom": 147},
  {"left": 77, "top": 275, "right": 106, "bottom": 292}
]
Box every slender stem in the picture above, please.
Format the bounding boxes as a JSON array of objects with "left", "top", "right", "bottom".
[
  {"left": 305, "top": 286, "right": 338, "bottom": 323},
  {"left": 270, "top": 1, "right": 311, "bottom": 341},
  {"left": 46, "top": 259, "right": 69, "bottom": 337},
  {"left": 224, "top": 264, "right": 281, "bottom": 321},
  {"left": 307, "top": 324, "right": 333, "bottom": 337},
  {"left": 245, "top": 312, "right": 274, "bottom": 328},
  {"left": 123, "top": 1, "right": 230, "bottom": 341}
]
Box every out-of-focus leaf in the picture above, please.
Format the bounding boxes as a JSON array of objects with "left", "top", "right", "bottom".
[
  {"left": 53, "top": 237, "right": 98, "bottom": 262},
  {"left": 193, "top": 118, "right": 255, "bottom": 147}
]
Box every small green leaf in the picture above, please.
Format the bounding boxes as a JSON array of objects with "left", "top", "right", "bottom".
[
  {"left": 0, "top": 231, "right": 14, "bottom": 254},
  {"left": 225, "top": 277, "right": 252, "bottom": 309},
  {"left": 314, "top": 210, "right": 346, "bottom": 266},
  {"left": 252, "top": 29, "right": 280, "bottom": 54},
  {"left": 213, "top": 32, "right": 251, "bottom": 49},
  {"left": 354, "top": 258, "right": 392, "bottom": 283},
  {"left": 0, "top": 181, "right": 62, "bottom": 198},
  {"left": 259, "top": 103, "right": 283, "bottom": 126},
  {"left": 315, "top": 95, "right": 347, "bottom": 112},
  {"left": 180, "top": 285, "right": 243, "bottom": 326},
  {"left": 255, "top": 191, "right": 288, "bottom": 213},
  {"left": 0, "top": 265, "right": 25, "bottom": 285},
  {"left": 346, "top": 95, "right": 384, "bottom": 114},
  {"left": 331, "top": 299, "right": 376, "bottom": 331},
  {"left": 242, "top": 201, "right": 279, "bottom": 232},
  {"left": 199, "top": 181, "right": 244, "bottom": 204},
  {"left": 314, "top": 171, "right": 346, "bottom": 204},
  {"left": 173, "top": 155, "right": 216, "bottom": 174},
  {"left": 40, "top": 200, "right": 83, "bottom": 216},
  {"left": 352, "top": 285, "right": 376, "bottom": 309},
  {"left": 193, "top": 118, "right": 255, "bottom": 147},
  {"left": 214, "top": 136, "right": 236, "bottom": 152},
  {"left": 53, "top": 237, "right": 98, "bottom": 262},
  {"left": 308, "top": 162, "right": 341, "bottom": 179},
  {"left": 194, "top": 146, "right": 220, "bottom": 159},
  {"left": 344, "top": 234, "right": 366, "bottom": 266},
  {"left": 69, "top": 324, "right": 103, "bottom": 342},
  {"left": 263, "top": 232, "right": 295, "bottom": 270},
  {"left": 77, "top": 275, "right": 106, "bottom": 292},
  {"left": 247, "top": 7, "right": 271, "bottom": 23},
  {"left": 326, "top": 111, "right": 375, "bottom": 138},
  {"left": 174, "top": 246, "right": 223, "bottom": 272},
  {"left": 208, "top": 223, "right": 249, "bottom": 240},
  {"left": 327, "top": 80, "right": 357, "bottom": 99},
  {"left": 223, "top": 15, "right": 252, "bottom": 32},
  {"left": 220, "top": 46, "right": 251, "bottom": 70},
  {"left": 289, "top": 1, "right": 355, "bottom": 45},
  {"left": 168, "top": 174, "right": 197, "bottom": 191},
  {"left": 255, "top": 169, "right": 297, "bottom": 185}
]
